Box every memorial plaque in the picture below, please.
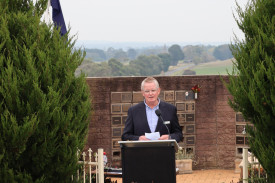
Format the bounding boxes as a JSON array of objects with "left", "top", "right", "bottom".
[
  {"left": 177, "top": 113, "right": 186, "bottom": 125},
  {"left": 186, "top": 102, "right": 195, "bottom": 112},
  {"left": 122, "top": 115, "right": 128, "bottom": 125},
  {"left": 236, "top": 147, "right": 243, "bottom": 157},
  {"left": 186, "top": 136, "right": 195, "bottom": 145},
  {"left": 186, "top": 147, "right": 194, "bottom": 155},
  {"left": 236, "top": 125, "right": 245, "bottom": 134},
  {"left": 187, "top": 92, "right": 195, "bottom": 100},
  {"left": 176, "top": 102, "right": 185, "bottom": 111},
  {"left": 181, "top": 91, "right": 194, "bottom": 101},
  {"left": 164, "top": 91, "right": 174, "bottom": 101},
  {"left": 121, "top": 92, "right": 132, "bottom": 103},
  {"left": 159, "top": 91, "right": 164, "bottom": 100},
  {"left": 236, "top": 136, "right": 244, "bottom": 145},
  {"left": 122, "top": 103, "right": 131, "bottom": 113},
  {"left": 236, "top": 113, "right": 245, "bottom": 122},
  {"left": 111, "top": 104, "right": 121, "bottom": 113},
  {"left": 112, "top": 139, "right": 120, "bottom": 149},
  {"left": 112, "top": 127, "right": 122, "bottom": 137},
  {"left": 112, "top": 150, "right": 121, "bottom": 160},
  {"left": 175, "top": 91, "right": 186, "bottom": 101},
  {"left": 133, "top": 92, "right": 143, "bottom": 103},
  {"left": 186, "top": 114, "right": 195, "bottom": 122},
  {"left": 186, "top": 125, "right": 195, "bottom": 134},
  {"left": 112, "top": 116, "right": 122, "bottom": 125},
  {"left": 111, "top": 92, "right": 121, "bottom": 103}
]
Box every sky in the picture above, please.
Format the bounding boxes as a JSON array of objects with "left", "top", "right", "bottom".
[{"left": 60, "top": 0, "right": 249, "bottom": 44}]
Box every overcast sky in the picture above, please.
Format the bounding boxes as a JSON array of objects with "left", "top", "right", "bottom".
[{"left": 60, "top": 0, "right": 249, "bottom": 44}]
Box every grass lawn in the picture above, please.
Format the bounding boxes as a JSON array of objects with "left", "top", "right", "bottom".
[{"left": 192, "top": 59, "right": 233, "bottom": 75}]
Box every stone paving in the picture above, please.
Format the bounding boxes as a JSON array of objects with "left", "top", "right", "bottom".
[{"left": 111, "top": 169, "right": 241, "bottom": 183}]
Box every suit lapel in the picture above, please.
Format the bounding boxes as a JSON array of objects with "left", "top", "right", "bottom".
[{"left": 138, "top": 103, "right": 151, "bottom": 132}]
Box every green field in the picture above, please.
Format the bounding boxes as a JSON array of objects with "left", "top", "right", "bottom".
[{"left": 191, "top": 59, "right": 233, "bottom": 75}]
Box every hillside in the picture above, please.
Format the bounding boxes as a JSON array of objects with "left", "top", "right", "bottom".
[
  {"left": 192, "top": 59, "right": 233, "bottom": 75},
  {"left": 165, "top": 59, "right": 234, "bottom": 76}
]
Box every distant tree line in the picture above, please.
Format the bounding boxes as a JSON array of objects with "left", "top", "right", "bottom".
[{"left": 76, "top": 44, "right": 233, "bottom": 77}]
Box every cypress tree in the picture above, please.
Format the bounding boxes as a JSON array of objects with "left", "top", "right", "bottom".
[
  {"left": 0, "top": 0, "right": 91, "bottom": 182},
  {"left": 227, "top": 0, "right": 275, "bottom": 181}
]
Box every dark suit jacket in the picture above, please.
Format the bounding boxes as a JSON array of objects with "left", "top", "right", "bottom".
[{"left": 121, "top": 101, "right": 183, "bottom": 142}]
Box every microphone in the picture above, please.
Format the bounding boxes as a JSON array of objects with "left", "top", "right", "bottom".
[{"left": 155, "top": 109, "right": 171, "bottom": 140}]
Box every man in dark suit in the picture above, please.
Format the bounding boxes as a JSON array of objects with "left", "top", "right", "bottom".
[{"left": 122, "top": 77, "right": 183, "bottom": 142}]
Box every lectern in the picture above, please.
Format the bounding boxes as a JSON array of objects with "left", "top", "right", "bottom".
[{"left": 118, "top": 140, "right": 179, "bottom": 183}]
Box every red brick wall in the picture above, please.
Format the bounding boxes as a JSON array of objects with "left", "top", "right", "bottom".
[{"left": 85, "top": 76, "right": 236, "bottom": 169}]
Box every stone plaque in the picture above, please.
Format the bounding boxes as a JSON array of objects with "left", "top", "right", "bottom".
[
  {"left": 236, "top": 147, "right": 243, "bottom": 157},
  {"left": 111, "top": 104, "right": 121, "bottom": 113},
  {"left": 112, "top": 139, "right": 120, "bottom": 149},
  {"left": 186, "top": 136, "right": 195, "bottom": 145},
  {"left": 164, "top": 91, "right": 174, "bottom": 101},
  {"left": 236, "top": 136, "right": 244, "bottom": 145},
  {"left": 122, "top": 103, "right": 131, "bottom": 113},
  {"left": 186, "top": 147, "right": 194, "bottom": 155},
  {"left": 186, "top": 91, "right": 194, "bottom": 100},
  {"left": 159, "top": 91, "right": 164, "bottom": 101},
  {"left": 175, "top": 91, "right": 186, "bottom": 101},
  {"left": 122, "top": 115, "right": 128, "bottom": 125},
  {"left": 236, "top": 125, "right": 245, "bottom": 134},
  {"left": 111, "top": 92, "right": 121, "bottom": 103},
  {"left": 236, "top": 113, "right": 245, "bottom": 122},
  {"left": 112, "top": 150, "right": 121, "bottom": 160},
  {"left": 112, "top": 116, "right": 122, "bottom": 125},
  {"left": 176, "top": 102, "right": 185, "bottom": 111},
  {"left": 133, "top": 92, "right": 143, "bottom": 103},
  {"left": 112, "top": 127, "right": 122, "bottom": 137},
  {"left": 186, "top": 125, "right": 195, "bottom": 134},
  {"left": 186, "top": 114, "right": 195, "bottom": 122},
  {"left": 186, "top": 102, "right": 195, "bottom": 112},
  {"left": 177, "top": 113, "right": 186, "bottom": 125},
  {"left": 121, "top": 92, "right": 132, "bottom": 103}
]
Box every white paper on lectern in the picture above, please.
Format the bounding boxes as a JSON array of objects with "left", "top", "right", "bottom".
[{"left": 145, "top": 132, "right": 160, "bottom": 140}]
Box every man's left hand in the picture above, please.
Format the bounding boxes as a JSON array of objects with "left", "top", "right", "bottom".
[{"left": 158, "top": 135, "right": 169, "bottom": 140}]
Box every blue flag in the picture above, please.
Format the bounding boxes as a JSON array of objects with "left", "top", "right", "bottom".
[{"left": 51, "top": 0, "right": 67, "bottom": 36}]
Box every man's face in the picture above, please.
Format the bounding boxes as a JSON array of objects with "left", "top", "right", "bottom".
[{"left": 142, "top": 82, "right": 160, "bottom": 105}]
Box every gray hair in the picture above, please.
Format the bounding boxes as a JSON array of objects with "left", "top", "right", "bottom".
[{"left": 141, "top": 77, "right": 160, "bottom": 91}]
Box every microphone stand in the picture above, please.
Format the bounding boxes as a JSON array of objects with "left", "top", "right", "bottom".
[{"left": 158, "top": 114, "right": 171, "bottom": 140}]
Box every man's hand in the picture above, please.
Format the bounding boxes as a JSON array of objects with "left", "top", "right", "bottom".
[
  {"left": 139, "top": 135, "right": 150, "bottom": 141},
  {"left": 158, "top": 135, "right": 169, "bottom": 140}
]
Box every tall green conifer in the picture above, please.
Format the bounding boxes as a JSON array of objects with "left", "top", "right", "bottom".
[
  {"left": 227, "top": 0, "right": 275, "bottom": 181},
  {"left": 0, "top": 0, "right": 91, "bottom": 182}
]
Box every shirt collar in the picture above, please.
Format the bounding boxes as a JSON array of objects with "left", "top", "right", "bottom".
[{"left": 144, "top": 98, "right": 160, "bottom": 109}]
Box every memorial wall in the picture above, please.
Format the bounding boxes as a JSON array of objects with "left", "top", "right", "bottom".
[{"left": 86, "top": 76, "right": 249, "bottom": 169}]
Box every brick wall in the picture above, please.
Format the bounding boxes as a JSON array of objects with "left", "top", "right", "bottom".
[{"left": 85, "top": 76, "right": 237, "bottom": 169}]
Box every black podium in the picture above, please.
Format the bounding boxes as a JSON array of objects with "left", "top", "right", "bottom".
[{"left": 119, "top": 140, "right": 179, "bottom": 183}]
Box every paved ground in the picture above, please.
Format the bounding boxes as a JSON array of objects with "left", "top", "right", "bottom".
[{"left": 110, "top": 169, "right": 240, "bottom": 183}]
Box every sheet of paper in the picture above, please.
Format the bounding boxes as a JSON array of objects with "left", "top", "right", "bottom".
[{"left": 145, "top": 132, "right": 160, "bottom": 140}]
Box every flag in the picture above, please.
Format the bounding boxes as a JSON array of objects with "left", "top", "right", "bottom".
[
  {"left": 51, "top": 0, "right": 67, "bottom": 36},
  {"left": 41, "top": 0, "right": 52, "bottom": 24}
]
